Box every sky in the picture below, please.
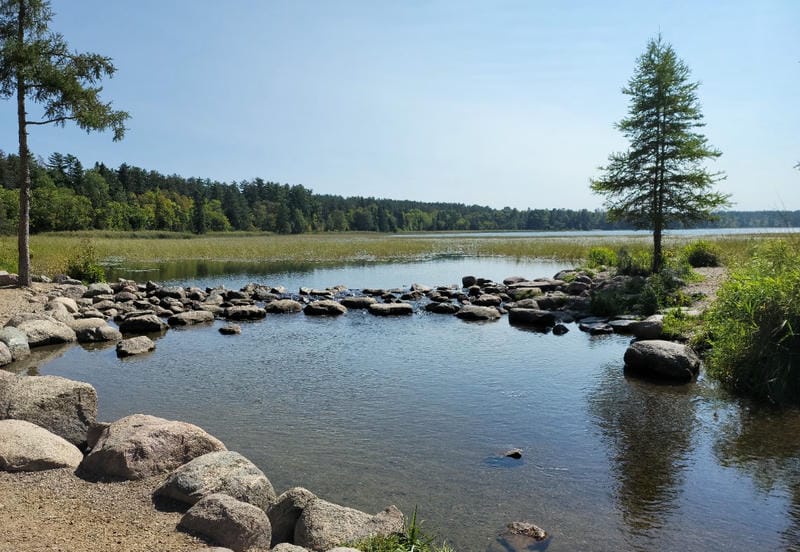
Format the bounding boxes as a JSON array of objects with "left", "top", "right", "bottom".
[{"left": 1, "top": 0, "right": 797, "bottom": 211}]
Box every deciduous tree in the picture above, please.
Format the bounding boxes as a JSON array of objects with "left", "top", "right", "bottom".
[
  {"left": 591, "top": 35, "right": 729, "bottom": 273},
  {"left": 0, "top": 0, "right": 128, "bottom": 285}
]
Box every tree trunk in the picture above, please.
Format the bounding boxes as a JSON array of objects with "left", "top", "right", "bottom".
[
  {"left": 16, "top": 0, "right": 31, "bottom": 287},
  {"left": 652, "top": 223, "right": 663, "bottom": 274}
]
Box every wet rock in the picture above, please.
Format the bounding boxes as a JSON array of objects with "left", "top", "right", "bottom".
[
  {"left": 0, "top": 419, "right": 83, "bottom": 472},
  {"left": 535, "top": 292, "right": 570, "bottom": 310},
  {"left": 472, "top": 294, "right": 502, "bottom": 306},
  {"left": 219, "top": 324, "right": 242, "bottom": 335},
  {"left": 462, "top": 275, "right": 477, "bottom": 288},
  {"left": 504, "top": 448, "right": 523, "bottom": 459},
  {"left": 508, "top": 308, "right": 556, "bottom": 327},
  {"left": 552, "top": 323, "right": 570, "bottom": 335},
  {"left": 624, "top": 340, "right": 701, "bottom": 382},
  {"left": 294, "top": 498, "right": 403, "bottom": 551},
  {"left": 368, "top": 303, "right": 413, "bottom": 316},
  {"left": 168, "top": 310, "right": 215, "bottom": 326},
  {"left": 178, "top": 493, "right": 271, "bottom": 552},
  {"left": 74, "top": 320, "right": 123, "bottom": 343},
  {"left": 224, "top": 305, "right": 267, "bottom": 321},
  {"left": 154, "top": 451, "right": 276, "bottom": 510},
  {"left": 578, "top": 321, "right": 614, "bottom": 335},
  {"left": 630, "top": 314, "right": 664, "bottom": 340},
  {"left": 507, "top": 520, "right": 547, "bottom": 540},
  {"left": 425, "top": 302, "right": 460, "bottom": 314},
  {"left": 81, "top": 413, "right": 226, "bottom": 480},
  {"left": 0, "top": 373, "right": 97, "bottom": 447},
  {"left": 116, "top": 336, "right": 156, "bottom": 357},
  {"left": 339, "top": 296, "right": 377, "bottom": 309},
  {"left": 118, "top": 314, "right": 168, "bottom": 334},
  {"left": 455, "top": 305, "right": 501, "bottom": 321},
  {"left": 303, "top": 300, "right": 347, "bottom": 316},
  {"left": 264, "top": 299, "right": 304, "bottom": 314}
]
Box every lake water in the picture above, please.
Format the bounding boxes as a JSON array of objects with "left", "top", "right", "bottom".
[{"left": 12, "top": 257, "right": 800, "bottom": 551}]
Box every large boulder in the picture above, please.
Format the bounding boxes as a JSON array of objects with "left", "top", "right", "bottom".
[
  {"left": 14, "top": 317, "right": 77, "bottom": 347},
  {"left": 303, "top": 301, "right": 347, "bottom": 317},
  {"left": 116, "top": 336, "right": 156, "bottom": 357},
  {"left": 623, "top": 340, "right": 701, "bottom": 382},
  {"left": 0, "top": 374, "right": 97, "bottom": 447},
  {"left": 455, "top": 305, "right": 501, "bottom": 321},
  {"left": 0, "top": 419, "right": 83, "bottom": 472},
  {"left": 0, "top": 342, "right": 11, "bottom": 366},
  {"left": 48, "top": 296, "right": 80, "bottom": 314},
  {"left": 368, "top": 303, "right": 413, "bottom": 316},
  {"left": 118, "top": 314, "right": 168, "bottom": 334},
  {"left": 178, "top": 493, "right": 271, "bottom": 552},
  {"left": 0, "top": 327, "right": 30, "bottom": 360},
  {"left": 83, "top": 282, "right": 114, "bottom": 298},
  {"left": 154, "top": 451, "right": 276, "bottom": 511},
  {"left": 80, "top": 413, "right": 226, "bottom": 480},
  {"left": 294, "top": 499, "right": 403, "bottom": 551},
  {"left": 168, "top": 310, "right": 215, "bottom": 326},
  {"left": 268, "top": 487, "right": 317, "bottom": 546}
]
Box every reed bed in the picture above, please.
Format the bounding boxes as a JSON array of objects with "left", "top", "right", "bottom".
[{"left": 0, "top": 230, "right": 790, "bottom": 276}]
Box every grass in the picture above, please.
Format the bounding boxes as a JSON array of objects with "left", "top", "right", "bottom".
[
  {"left": 0, "top": 230, "right": 784, "bottom": 277},
  {"left": 348, "top": 507, "right": 454, "bottom": 552}
]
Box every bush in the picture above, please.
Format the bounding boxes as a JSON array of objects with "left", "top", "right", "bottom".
[
  {"left": 706, "top": 240, "right": 800, "bottom": 405},
  {"left": 615, "top": 248, "right": 652, "bottom": 276},
  {"left": 684, "top": 240, "right": 721, "bottom": 267},
  {"left": 65, "top": 239, "right": 106, "bottom": 283},
  {"left": 587, "top": 247, "right": 617, "bottom": 268}
]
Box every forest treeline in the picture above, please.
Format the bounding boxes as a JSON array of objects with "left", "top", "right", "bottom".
[{"left": 0, "top": 151, "right": 797, "bottom": 235}]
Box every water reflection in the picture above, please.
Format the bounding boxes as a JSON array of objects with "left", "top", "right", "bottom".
[
  {"left": 108, "top": 259, "right": 323, "bottom": 282},
  {"left": 714, "top": 407, "right": 800, "bottom": 550},
  {"left": 588, "top": 364, "right": 698, "bottom": 547}
]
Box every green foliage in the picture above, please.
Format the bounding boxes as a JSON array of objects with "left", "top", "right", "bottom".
[
  {"left": 683, "top": 240, "right": 721, "bottom": 267},
  {"left": 591, "top": 34, "right": 729, "bottom": 273},
  {"left": 65, "top": 239, "right": 105, "bottom": 283},
  {"left": 706, "top": 240, "right": 800, "bottom": 405},
  {"left": 587, "top": 246, "right": 617, "bottom": 268},
  {"left": 661, "top": 308, "right": 703, "bottom": 341},
  {"left": 615, "top": 248, "right": 652, "bottom": 277},
  {"left": 348, "top": 507, "right": 453, "bottom": 552}
]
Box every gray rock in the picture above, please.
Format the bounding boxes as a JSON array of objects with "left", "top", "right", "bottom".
[
  {"left": 294, "top": 498, "right": 403, "bottom": 551},
  {"left": 462, "top": 275, "right": 477, "bottom": 288},
  {"left": 48, "top": 296, "right": 80, "bottom": 314},
  {"left": 0, "top": 327, "right": 30, "bottom": 360},
  {"left": 624, "top": 340, "right": 701, "bottom": 382},
  {"left": 264, "top": 299, "right": 304, "bottom": 314},
  {"left": 339, "top": 296, "right": 377, "bottom": 309},
  {"left": 116, "top": 336, "right": 156, "bottom": 357},
  {"left": 178, "top": 493, "right": 271, "bottom": 552},
  {"left": 552, "top": 323, "right": 570, "bottom": 335},
  {"left": 83, "top": 283, "right": 113, "bottom": 297},
  {"left": 224, "top": 305, "right": 267, "bottom": 320},
  {"left": 15, "top": 317, "right": 77, "bottom": 347},
  {"left": 118, "top": 314, "right": 168, "bottom": 334},
  {"left": 508, "top": 308, "right": 556, "bottom": 327},
  {"left": 424, "top": 302, "right": 460, "bottom": 314},
  {"left": 472, "top": 294, "right": 502, "bottom": 306},
  {"left": 268, "top": 487, "right": 317, "bottom": 546},
  {"left": 0, "top": 342, "right": 11, "bottom": 366},
  {"left": 0, "top": 270, "right": 19, "bottom": 287},
  {"left": 368, "top": 303, "right": 413, "bottom": 316},
  {"left": 608, "top": 318, "right": 638, "bottom": 333},
  {"left": 75, "top": 322, "right": 123, "bottom": 344},
  {"left": 455, "top": 305, "right": 501, "bottom": 321},
  {"left": 535, "top": 292, "right": 570, "bottom": 310},
  {"left": 507, "top": 287, "right": 542, "bottom": 301},
  {"left": 81, "top": 413, "right": 226, "bottom": 480},
  {"left": 45, "top": 303, "right": 75, "bottom": 324},
  {"left": 271, "top": 544, "right": 309, "bottom": 552},
  {"left": 154, "top": 451, "right": 276, "bottom": 510},
  {"left": 0, "top": 419, "right": 83, "bottom": 472},
  {"left": 303, "top": 301, "right": 347, "bottom": 317},
  {"left": 168, "top": 310, "right": 215, "bottom": 326},
  {"left": 578, "top": 322, "right": 614, "bottom": 335},
  {"left": 0, "top": 374, "right": 97, "bottom": 447},
  {"left": 630, "top": 314, "right": 664, "bottom": 340},
  {"left": 157, "top": 286, "right": 186, "bottom": 300},
  {"left": 219, "top": 324, "right": 242, "bottom": 335},
  {"left": 504, "top": 298, "right": 539, "bottom": 310}
]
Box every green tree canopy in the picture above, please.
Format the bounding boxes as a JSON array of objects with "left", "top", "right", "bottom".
[
  {"left": 0, "top": 0, "right": 128, "bottom": 285},
  {"left": 591, "top": 35, "right": 729, "bottom": 273}
]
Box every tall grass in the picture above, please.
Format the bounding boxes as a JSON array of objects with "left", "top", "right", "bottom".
[
  {"left": 0, "top": 230, "right": 786, "bottom": 276},
  {"left": 706, "top": 239, "right": 800, "bottom": 405}
]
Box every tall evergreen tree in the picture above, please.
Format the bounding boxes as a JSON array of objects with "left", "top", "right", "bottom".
[
  {"left": 591, "top": 35, "right": 729, "bottom": 273},
  {"left": 0, "top": 0, "right": 128, "bottom": 285}
]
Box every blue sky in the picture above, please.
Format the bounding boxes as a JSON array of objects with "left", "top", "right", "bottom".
[{"left": 1, "top": 0, "right": 797, "bottom": 210}]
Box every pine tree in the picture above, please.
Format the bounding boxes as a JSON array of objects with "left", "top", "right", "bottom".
[
  {"left": 591, "top": 35, "right": 729, "bottom": 273},
  {"left": 0, "top": 0, "right": 128, "bottom": 285}
]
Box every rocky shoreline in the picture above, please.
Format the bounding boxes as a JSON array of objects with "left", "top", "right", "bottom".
[{"left": 0, "top": 267, "right": 718, "bottom": 551}]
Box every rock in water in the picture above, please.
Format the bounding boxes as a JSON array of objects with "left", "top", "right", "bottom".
[
  {"left": 623, "top": 339, "right": 701, "bottom": 382},
  {"left": 116, "top": 336, "right": 156, "bottom": 357}
]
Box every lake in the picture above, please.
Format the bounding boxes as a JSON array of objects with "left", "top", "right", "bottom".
[{"left": 13, "top": 257, "right": 800, "bottom": 551}]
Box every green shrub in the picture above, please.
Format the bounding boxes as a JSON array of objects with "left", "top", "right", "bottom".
[
  {"left": 349, "top": 507, "right": 453, "bottom": 552},
  {"left": 587, "top": 246, "right": 617, "bottom": 268},
  {"left": 706, "top": 240, "right": 800, "bottom": 405},
  {"left": 615, "top": 248, "right": 652, "bottom": 276},
  {"left": 65, "top": 239, "right": 106, "bottom": 283},
  {"left": 684, "top": 240, "right": 721, "bottom": 267}
]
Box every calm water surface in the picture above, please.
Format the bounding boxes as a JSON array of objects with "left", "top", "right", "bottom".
[{"left": 15, "top": 257, "right": 800, "bottom": 551}]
